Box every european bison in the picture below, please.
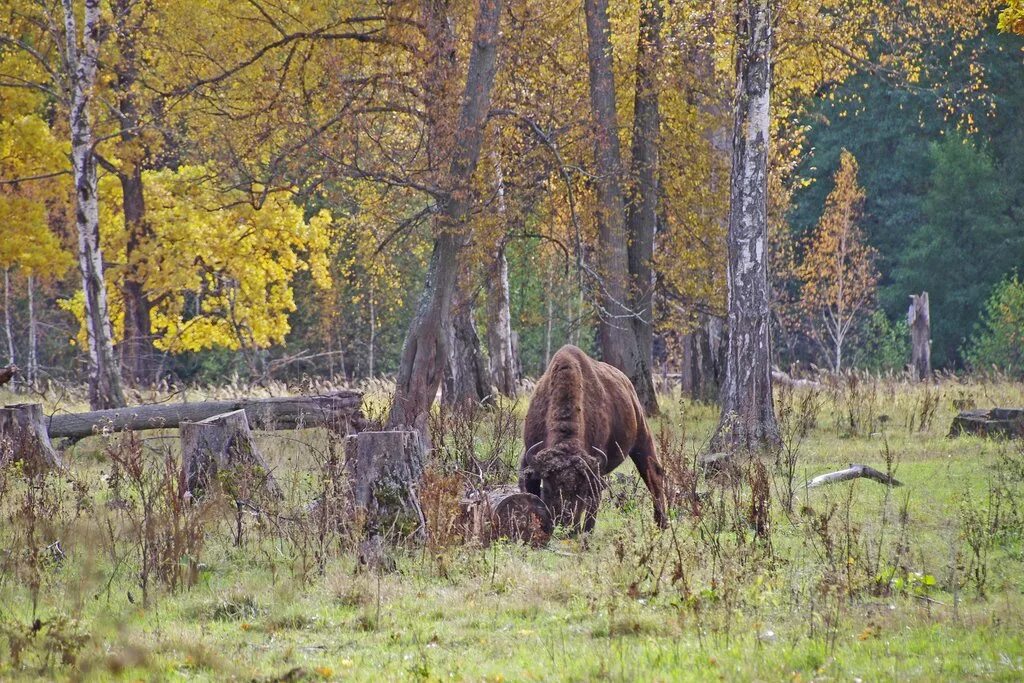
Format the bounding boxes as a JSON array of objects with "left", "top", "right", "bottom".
[{"left": 519, "top": 345, "right": 667, "bottom": 531}]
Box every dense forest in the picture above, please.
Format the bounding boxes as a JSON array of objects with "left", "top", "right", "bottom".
[{"left": 1, "top": 0, "right": 1022, "bottom": 409}]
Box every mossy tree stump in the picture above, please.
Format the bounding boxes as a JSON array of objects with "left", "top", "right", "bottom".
[
  {"left": 344, "top": 430, "right": 426, "bottom": 552},
  {"left": 180, "top": 409, "right": 282, "bottom": 501},
  {"left": 0, "top": 403, "right": 63, "bottom": 472}
]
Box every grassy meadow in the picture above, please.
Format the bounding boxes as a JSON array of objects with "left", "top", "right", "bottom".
[{"left": 1, "top": 376, "right": 1024, "bottom": 681}]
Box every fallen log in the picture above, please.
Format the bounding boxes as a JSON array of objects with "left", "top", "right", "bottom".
[
  {"left": 948, "top": 408, "right": 1024, "bottom": 439},
  {"left": 460, "top": 485, "right": 553, "bottom": 547},
  {"left": 181, "top": 409, "right": 282, "bottom": 499},
  {"left": 46, "top": 391, "right": 363, "bottom": 439},
  {"left": 0, "top": 403, "right": 63, "bottom": 471},
  {"left": 806, "top": 464, "right": 902, "bottom": 489}
]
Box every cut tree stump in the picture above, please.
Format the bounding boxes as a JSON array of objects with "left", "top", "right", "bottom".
[
  {"left": 47, "top": 391, "right": 363, "bottom": 440},
  {"left": 806, "top": 464, "right": 902, "bottom": 489},
  {"left": 344, "top": 431, "right": 426, "bottom": 545},
  {"left": 949, "top": 408, "right": 1024, "bottom": 439},
  {"left": 0, "top": 403, "right": 63, "bottom": 471},
  {"left": 180, "top": 409, "right": 282, "bottom": 500},
  {"left": 460, "top": 485, "right": 553, "bottom": 547}
]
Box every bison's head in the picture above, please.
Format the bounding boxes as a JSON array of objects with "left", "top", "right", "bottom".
[{"left": 521, "top": 440, "right": 602, "bottom": 533}]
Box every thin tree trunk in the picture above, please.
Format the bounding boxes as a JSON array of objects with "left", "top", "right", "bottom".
[
  {"left": 487, "top": 153, "right": 518, "bottom": 396},
  {"left": 711, "top": 0, "right": 779, "bottom": 452},
  {"left": 27, "top": 274, "right": 36, "bottom": 389},
  {"left": 545, "top": 264, "right": 554, "bottom": 368},
  {"left": 2, "top": 269, "right": 13, "bottom": 368},
  {"left": 625, "top": 0, "right": 664, "bottom": 416},
  {"left": 62, "top": 0, "right": 126, "bottom": 410},
  {"left": 908, "top": 292, "right": 931, "bottom": 381},
  {"left": 387, "top": 0, "right": 504, "bottom": 432},
  {"left": 584, "top": 0, "right": 657, "bottom": 413}
]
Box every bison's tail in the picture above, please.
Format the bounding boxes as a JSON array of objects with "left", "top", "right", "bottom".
[{"left": 544, "top": 354, "right": 585, "bottom": 443}]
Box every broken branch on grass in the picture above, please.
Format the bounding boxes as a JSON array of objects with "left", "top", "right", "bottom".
[{"left": 806, "top": 464, "right": 903, "bottom": 489}]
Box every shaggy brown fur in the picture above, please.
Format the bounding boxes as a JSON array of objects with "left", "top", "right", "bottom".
[{"left": 519, "top": 345, "right": 667, "bottom": 531}]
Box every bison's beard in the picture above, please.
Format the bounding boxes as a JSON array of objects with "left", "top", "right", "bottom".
[{"left": 527, "top": 441, "right": 603, "bottom": 533}]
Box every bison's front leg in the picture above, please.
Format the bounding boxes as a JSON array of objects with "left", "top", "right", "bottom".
[{"left": 630, "top": 432, "right": 668, "bottom": 529}]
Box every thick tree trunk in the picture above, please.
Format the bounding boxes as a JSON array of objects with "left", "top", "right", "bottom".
[
  {"left": 584, "top": 0, "right": 658, "bottom": 414},
  {"left": 625, "top": 0, "right": 664, "bottom": 416},
  {"left": 388, "top": 0, "right": 503, "bottom": 432},
  {"left": 47, "top": 391, "right": 364, "bottom": 439},
  {"left": 63, "top": 0, "right": 126, "bottom": 410},
  {"left": 180, "top": 409, "right": 282, "bottom": 500},
  {"left": 908, "top": 292, "right": 931, "bottom": 381},
  {"left": 0, "top": 403, "right": 63, "bottom": 472},
  {"left": 443, "top": 288, "right": 491, "bottom": 408},
  {"left": 119, "top": 170, "right": 155, "bottom": 386},
  {"left": 681, "top": 314, "right": 726, "bottom": 402},
  {"left": 711, "top": 0, "right": 780, "bottom": 452}
]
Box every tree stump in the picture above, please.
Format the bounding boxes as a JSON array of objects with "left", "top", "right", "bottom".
[
  {"left": 908, "top": 292, "right": 931, "bottom": 381},
  {"left": 460, "top": 485, "right": 553, "bottom": 547},
  {"left": 949, "top": 408, "right": 1024, "bottom": 439},
  {"left": 0, "top": 403, "right": 63, "bottom": 472},
  {"left": 180, "top": 409, "right": 282, "bottom": 500},
  {"left": 344, "top": 430, "right": 425, "bottom": 544}
]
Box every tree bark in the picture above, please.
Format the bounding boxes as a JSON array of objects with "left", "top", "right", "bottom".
[
  {"left": 47, "top": 391, "right": 364, "bottom": 440},
  {"left": 0, "top": 403, "right": 63, "bottom": 472},
  {"left": 711, "top": 0, "right": 780, "bottom": 452},
  {"left": 2, "top": 269, "right": 13, "bottom": 368},
  {"left": 443, "top": 287, "right": 491, "bottom": 409},
  {"left": 584, "top": 0, "right": 658, "bottom": 414},
  {"left": 625, "top": 0, "right": 664, "bottom": 416},
  {"left": 180, "top": 409, "right": 282, "bottom": 499},
  {"left": 62, "top": 0, "right": 126, "bottom": 410},
  {"left": 487, "top": 156, "right": 519, "bottom": 396},
  {"left": 460, "top": 485, "right": 552, "bottom": 547},
  {"left": 27, "top": 274, "right": 37, "bottom": 389},
  {"left": 344, "top": 430, "right": 426, "bottom": 549},
  {"left": 681, "top": 314, "right": 726, "bottom": 402},
  {"left": 908, "top": 292, "right": 931, "bottom": 381},
  {"left": 388, "top": 0, "right": 504, "bottom": 432},
  {"left": 112, "top": 0, "right": 155, "bottom": 387}
]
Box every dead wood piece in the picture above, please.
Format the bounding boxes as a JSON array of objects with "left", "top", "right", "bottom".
[
  {"left": 460, "top": 485, "right": 553, "bottom": 547},
  {"left": 0, "top": 403, "right": 63, "bottom": 471},
  {"left": 180, "top": 409, "right": 282, "bottom": 500},
  {"left": 806, "top": 464, "right": 902, "bottom": 489},
  {"left": 344, "top": 430, "right": 425, "bottom": 544},
  {"left": 948, "top": 408, "right": 1024, "bottom": 439},
  {"left": 0, "top": 365, "right": 17, "bottom": 387},
  {"left": 771, "top": 369, "right": 821, "bottom": 389},
  {"left": 47, "top": 391, "right": 363, "bottom": 440}
]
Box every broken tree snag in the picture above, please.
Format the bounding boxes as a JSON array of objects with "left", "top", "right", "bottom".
[
  {"left": 180, "top": 409, "right": 282, "bottom": 500},
  {"left": 460, "top": 485, "right": 553, "bottom": 547},
  {"left": 0, "top": 403, "right": 63, "bottom": 472},
  {"left": 908, "top": 292, "right": 931, "bottom": 381},
  {"left": 47, "top": 390, "right": 363, "bottom": 439},
  {"left": 949, "top": 408, "right": 1024, "bottom": 439},
  {"left": 344, "top": 431, "right": 426, "bottom": 547},
  {"left": 806, "top": 464, "right": 902, "bottom": 489}
]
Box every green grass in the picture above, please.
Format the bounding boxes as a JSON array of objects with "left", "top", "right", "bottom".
[{"left": 1, "top": 377, "right": 1024, "bottom": 681}]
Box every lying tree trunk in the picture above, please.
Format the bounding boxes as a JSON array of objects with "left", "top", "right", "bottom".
[
  {"left": 345, "top": 430, "right": 426, "bottom": 545},
  {"left": 949, "top": 408, "right": 1024, "bottom": 439},
  {"left": 0, "top": 403, "right": 63, "bottom": 471},
  {"left": 47, "top": 391, "right": 363, "bottom": 440},
  {"left": 180, "top": 409, "right": 281, "bottom": 499},
  {"left": 806, "top": 464, "right": 902, "bottom": 489},
  {"left": 460, "top": 485, "right": 552, "bottom": 547}
]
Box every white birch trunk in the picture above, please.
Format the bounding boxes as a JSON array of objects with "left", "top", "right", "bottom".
[
  {"left": 486, "top": 153, "right": 518, "bottom": 396},
  {"left": 3, "top": 268, "right": 13, "bottom": 367},
  {"left": 62, "top": 0, "right": 126, "bottom": 409},
  {"left": 27, "top": 274, "right": 37, "bottom": 389}
]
